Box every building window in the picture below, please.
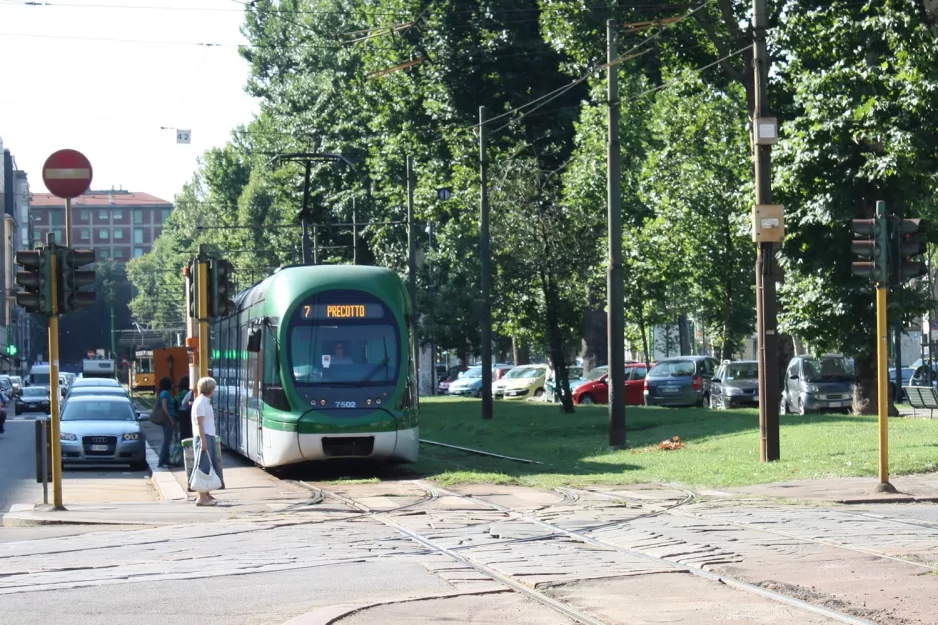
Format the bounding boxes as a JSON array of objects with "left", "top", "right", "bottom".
[
  {"left": 80, "top": 210, "right": 90, "bottom": 221},
  {"left": 79, "top": 229, "right": 90, "bottom": 241},
  {"left": 32, "top": 230, "right": 42, "bottom": 242},
  {"left": 51, "top": 211, "right": 64, "bottom": 226},
  {"left": 133, "top": 247, "right": 144, "bottom": 258},
  {"left": 134, "top": 211, "right": 143, "bottom": 225},
  {"left": 114, "top": 229, "right": 124, "bottom": 240},
  {"left": 98, "top": 210, "right": 109, "bottom": 220},
  {"left": 161, "top": 208, "right": 171, "bottom": 224},
  {"left": 54, "top": 229, "right": 65, "bottom": 244},
  {"left": 133, "top": 228, "right": 143, "bottom": 244},
  {"left": 114, "top": 248, "right": 125, "bottom": 259},
  {"left": 99, "top": 249, "right": 110, "bottom": 260},
  {"left": 100, "top": 229, "right": 110, "bottom": 240},
  {"left": 114, "top": 210, "right": 124, "bottom": 221}
]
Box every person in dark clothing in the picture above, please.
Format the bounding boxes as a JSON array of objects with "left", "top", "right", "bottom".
[
  {"left": 177, "top": 379, "right": 194, "bottom": 441},
  {"left": 156, "top": 377, "right": 178, "bottom": 468}
]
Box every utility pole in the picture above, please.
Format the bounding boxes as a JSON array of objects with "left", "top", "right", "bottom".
[
  {"left": 45, "top": 235, "right": 64, "bottom": 509},
  {"left": 479, "top": 106, "right": 493, "bottom": 420},
  {"left": 407, "top": 156, "right": 419, "bottom": 389},
  {"left": 874, "top": 201, "right": 890, "bottom": 488},
  {"left": 301, "top": 161, "right": 313, "bottom": 265},
  {"left": 606, "top": 19, "right": 626, "bottom": 448},
  {"left": 352, "top": 198, "right": 358, "bottom": 265},
  {"left": 110, "top": 307, "right": 116, "bottom": 360},
  {"left": 753, "top": 0, "right": 780, "bottom": 462}
]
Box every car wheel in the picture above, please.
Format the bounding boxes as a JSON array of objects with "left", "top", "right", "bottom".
[
  {"left": 798, "top": 398, "right": 807, "bottom": 415},
  {"left": 131, "top": 461, "right": 149, "bottom": 472},
  {"left": 708, "top": 394, "right": 718, "bottom": 409},
  {"left": 579, "top": 394, "right": 595, "bottom": 405},
  {"left": 534, "top": 388, "right": 545, "bottom": 398},
  {"left": 779, "top": 396, "right": 788, "bottom": 415},
  {"left": 475, "top": 389, "right": 482, "bottom": 398}
]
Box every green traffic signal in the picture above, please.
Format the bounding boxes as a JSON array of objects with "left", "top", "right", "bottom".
[
  {"left": 14, "top": 248, "right": 54, "bottom": 314},
  {"left": 209, "top": 259, "right": 236, "bottom": 318},
  {"left": 57, "top": 248, "right": 96, "bottom": 313},
  {"left": 850, "top": 216, "right": 889, "bottom": 283}
]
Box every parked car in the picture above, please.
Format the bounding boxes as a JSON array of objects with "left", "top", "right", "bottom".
[
  {"left": 9, "top": 375, "right": 23, "bottom": 396},
  {"left": 493, "top": 365, "right": 549, "bottom": 400},
  {"left": 889, "top": 366, "right": 915, "bottom": 401},
  {"left": 15, "top": 386, "right": 51, "bottom": 414},
  {"left": 573, "top": 363, "right": 647, "bottom": 406},
  {"left": 545, "top": 366, "right": 584, "bottom": 402},
  {"left": 71, "top": 377, "right": 122, "bottom": 389},
  {"left": 59, "top": 396, "right": 148, "bottom": 470},
  {"left": 644, "top": 356, "right": 719, "bottom": 407},
  {"left": 908, "top": 362, "right": 938, "bottom": 389},
  {"left": 0, "top": 376, "right": 13, "bottom": 398},
  {"left": 437, "top": 365, "right": 468, "bottom": 395},
  {"left": 780, "top": 354, "right": 855, "bottom": 415},
  {"left": 448, "top": 365, "right": 486, "bottom": 397},
  {"left": 709, "top": 360, "right": 759, "bottom": 409}
]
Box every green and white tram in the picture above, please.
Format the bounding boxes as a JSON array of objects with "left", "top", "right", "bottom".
[{"left": 210, "top": 265, "right": 419, "bottom": 467}]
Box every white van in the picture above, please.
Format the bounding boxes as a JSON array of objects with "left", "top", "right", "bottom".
[{"left": 28, "top": 364, "right": 52, "bottom": 387}]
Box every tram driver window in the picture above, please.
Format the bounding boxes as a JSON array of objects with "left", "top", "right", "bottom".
[{"left": 290, "top": 325, "right": 399, "bottom": 384}]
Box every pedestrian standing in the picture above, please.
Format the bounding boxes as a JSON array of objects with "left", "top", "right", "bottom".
[
  {"left": 156, "top": 376, "right": 177, "bottom": 468},
  {"left": 192, "top": 376, "right": 221, "bottom": 506},
  {"left": 175, "top": 376, "right": 193, "bottom": 440}
]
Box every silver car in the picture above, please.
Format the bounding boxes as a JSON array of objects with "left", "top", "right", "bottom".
[{"left": 59, "top": 396, "right": 148, "bottom": 470}]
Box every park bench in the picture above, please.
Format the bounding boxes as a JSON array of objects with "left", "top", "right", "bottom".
[{"left": 903, "top": 386, "right": 938, "bottom": 418}]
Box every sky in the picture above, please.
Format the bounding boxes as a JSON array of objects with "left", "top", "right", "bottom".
[{"left": 0, "top": 0, "right": 258, "bottom": 203}]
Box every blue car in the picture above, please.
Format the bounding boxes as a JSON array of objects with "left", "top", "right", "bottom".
[{"left": 644, "top": 356, "right": 719, "bottom": 407}]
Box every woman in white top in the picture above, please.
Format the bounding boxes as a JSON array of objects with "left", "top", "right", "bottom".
[{"left": 192, "top": 376, "right": 222, "bottom": 506}]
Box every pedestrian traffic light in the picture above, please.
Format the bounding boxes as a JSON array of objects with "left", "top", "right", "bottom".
[
  {"left": 851, "top": 216, "right": 889, "bottom": 283},
  {"left": 893, "top": 218, "right": 929, "bottom": 282},
  {"left": 57, "top": 247, "right": 96, "bottom": 313},
  {"left": 14, "top": 248, "right": 54, "bottom": 314},
  {"left": 209, "top": 258, "right": 235, "bottom": 318}
]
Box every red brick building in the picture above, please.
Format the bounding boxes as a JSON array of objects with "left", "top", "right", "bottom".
[{"left": 29, "top": 189, "right": 172, "bottom": 262}]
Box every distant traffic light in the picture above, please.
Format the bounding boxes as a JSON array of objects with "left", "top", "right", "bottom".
[
  {"left": 14, "top": 249, "right": 54, "bottom": 314},
  {"left": 57, "top": 248, "right": 96, "bottom": 313},
  {"left": 851, "top": 216, "right": 889, "bottom": 283},
  {"left": 893, "top": 218, "right": 929, "bottom": 282},
  {"left": 185, "top": 262, "right": 196, "bottom": 319},
  {"left": 209, "top": 258, "right": 236, "bottom": 318}
]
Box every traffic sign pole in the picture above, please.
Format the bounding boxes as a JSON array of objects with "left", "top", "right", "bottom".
[
  {"left": 876, "top": 284, "right": 889, "bottom": 487},
  {"left": 46, "top": 234, "right": 64, "bottom": 510},
  {"left": 65, "top": 198, "right": 72, "bottom": 247}
]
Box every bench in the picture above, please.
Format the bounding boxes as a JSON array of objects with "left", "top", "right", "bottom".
[{"left": 904, "top": 386, "right": 938, "bottom": 418}]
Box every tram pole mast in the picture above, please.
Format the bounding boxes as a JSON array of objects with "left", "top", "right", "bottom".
[
  {"left": 407, "top": 156, "right": 419, "bottom": 392},
  {"left": 479, "top": 106, "right": 493, "bottom": 420}
]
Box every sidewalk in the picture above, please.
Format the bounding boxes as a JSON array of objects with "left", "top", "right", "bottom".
[
  {"left": 724, "top": 473, "right": 938, "bottom": 504},
  {"left": 139, "top": 421, "right": 313, "bottom": 509}
]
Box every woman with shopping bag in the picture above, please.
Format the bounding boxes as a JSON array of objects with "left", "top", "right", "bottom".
[{"left": 190, "top": 376, "right": 222, "bottom": 506}]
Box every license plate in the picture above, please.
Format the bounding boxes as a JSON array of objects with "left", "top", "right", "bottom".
[
  {"left": 90, "top": 444, "right": 108, "bottom": 451},
  {"left": 27, "top": 404, "right": 36, "bottom": 408},
  {"left": 661, "top": 387, "right": 680, "bottom": 394}
]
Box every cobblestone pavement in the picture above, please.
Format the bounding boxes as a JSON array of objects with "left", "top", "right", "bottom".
[{"left": 0, "top": 481, "right": 936, "bottom": 625}]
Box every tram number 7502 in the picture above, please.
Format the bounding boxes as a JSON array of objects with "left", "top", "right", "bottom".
[{"left": 335, "top": 401, "right": 357, "bottom": 409}]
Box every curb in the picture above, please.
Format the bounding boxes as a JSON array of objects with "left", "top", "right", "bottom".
[
  {"left": 837, "top": 495, "right": 938, "bottom": 505},
  {"left": 145, "top": 439, "right": 188, "bottom": 502}
]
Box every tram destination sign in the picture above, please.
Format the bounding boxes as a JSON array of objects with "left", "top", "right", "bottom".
[{"left": 301, "top": 304, "right": 383, "bottom": 320}]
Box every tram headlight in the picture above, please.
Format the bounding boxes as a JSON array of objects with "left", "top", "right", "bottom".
[
  {"left": 376, "top": 398, "right": 382, "bottom": 405},
  {"left": 366, "top": 399, "right": 372, "bottom": 405},
  {"left": 320, "top": 399, "right": 326, "bottom": 406}
]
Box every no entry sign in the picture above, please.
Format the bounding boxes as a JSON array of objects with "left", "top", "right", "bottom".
[{"left": 42, "top": 149, "right": 93, "bottom": 199}]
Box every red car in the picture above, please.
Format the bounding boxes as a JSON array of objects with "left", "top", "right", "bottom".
[{"left": 572, "top": 363, "right": 648, "bottom": 406}]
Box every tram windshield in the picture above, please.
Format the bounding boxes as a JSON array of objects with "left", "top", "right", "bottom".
[{"left": 288, "top": 298, "right": 400, "bottom": 386}]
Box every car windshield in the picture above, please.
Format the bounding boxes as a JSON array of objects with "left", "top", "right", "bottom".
[
  {"left": 649, "top": 360, "right": 697, "bottom": 377},
  {"left": 803, "top": 357, "right": 854, "bottom": 382},
  {"left": 724, "top": 364, "right": 758, "bottom": 380},
  {"left": 31, "top": 373, "right": 51, "bottom": 385},
  {"left": 505, "top": 366, "right": 544, "bottom": 379},
  {"left": 462, "top": 366, "right": 483, "bottom": 379},
  {"left": 584, "top": 366, "right": 607, "bottom": 381},
  {"left": 22, "top": 387, "right": 48, "bottom": 398},
  {"left": 62, "top": 401, "right": 136, "bottom": 422}
]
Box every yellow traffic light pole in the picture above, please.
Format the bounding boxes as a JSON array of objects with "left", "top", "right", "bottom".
[
  {"left": 876, "top": 284, "right": 890, "bottom": 487},
  {"left": 48, "top": 247, "right": 64, "bottom": 510},
  {"left": 198, "top": 260, "right": 210, "bottom": 380}
]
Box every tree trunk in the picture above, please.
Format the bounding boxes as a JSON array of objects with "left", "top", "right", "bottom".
[
  {"left": 638, "top": 312, "right": 651, "bottom": 369},
  {"left": 512, "top": 336, "right": 530, "bottom": 366},
  {"left": 854, "top": 353, "right": 877, "bottom": 415},
  {"left": 678, "top": 314, "right": 691, "bottom": 355}
]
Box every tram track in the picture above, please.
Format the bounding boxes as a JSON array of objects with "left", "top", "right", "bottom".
[{"left": 416, "top": 482, "right": 879, "bottom": 625}]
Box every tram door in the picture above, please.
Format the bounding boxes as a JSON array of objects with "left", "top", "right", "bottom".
[{"left": 244, "top": 324, "right": 261, "bottom": 462}]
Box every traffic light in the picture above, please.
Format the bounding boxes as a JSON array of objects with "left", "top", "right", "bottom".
[
  {"left": 57, "top": 247, "right": 96, "bottom": 313},
  {"left": 851, "top": 216, "right": 889, "bottom": 283},
  {"left": 184, "top": 261, "right": 197, "bottom": 319},
  {"left": 893, "top": 218, "right": 929, "bottom": 282},
  {"left": 209, "top": 258, "right": 236, "bottom": 318},
  {"left": 14, "top": 249, "right": 54, "bottom": 314}
]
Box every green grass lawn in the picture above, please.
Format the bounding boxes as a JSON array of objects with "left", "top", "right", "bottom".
[{"left": 410, "top": 397, "right": 938, "bottom": 488}]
